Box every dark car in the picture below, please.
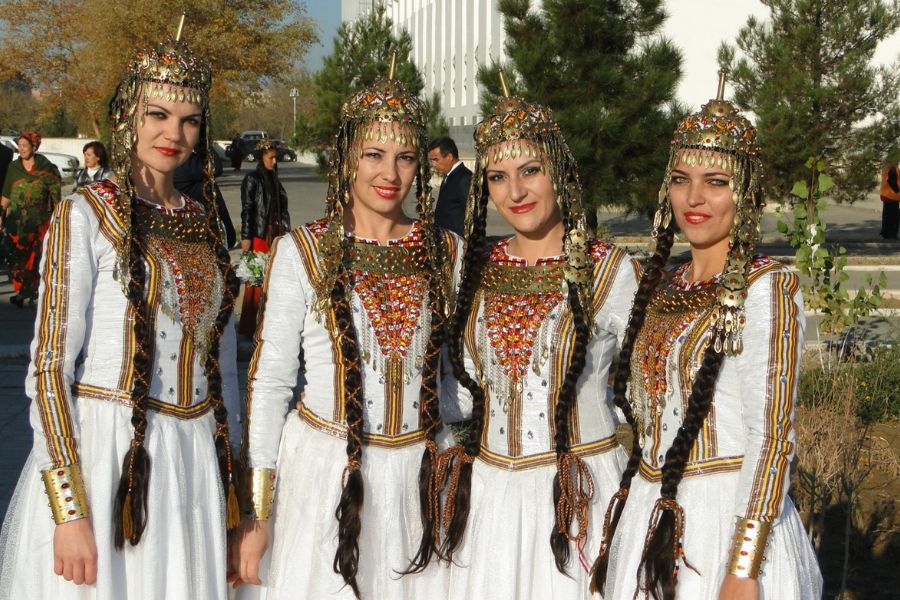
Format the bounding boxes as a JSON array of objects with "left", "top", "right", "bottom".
[
  {"left": 225, "top": 138, "right": 296, "bottom": 163},
  {"left": 272, "top": 139, "right": 297, "bottom": 162}
]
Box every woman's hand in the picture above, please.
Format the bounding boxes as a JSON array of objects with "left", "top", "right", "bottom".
[
  {"left": 230, "top": 519, "right": 269, "bottom": 588},
  {"left": 53, "top": 518, "right": 98, "bottom": 585},
  {"left": 718, "top": 574, "right": 759, "bottom": 600},
  {"left": 241, "top": 239, "right": 252, "bottom": 252}
]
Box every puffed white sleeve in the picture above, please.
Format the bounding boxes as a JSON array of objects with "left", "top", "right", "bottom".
[
  {"left": 25, "top": 197, "right": 99, "bottom": 523},
  {"left": 243, "top": 233, "right": 308, "bottom": 471},
  {"left": 25, "top": 198, "right": 98, "bottom": 471},
  {"left": 734, "top": 269, "right": 804, "bottom": 523}
]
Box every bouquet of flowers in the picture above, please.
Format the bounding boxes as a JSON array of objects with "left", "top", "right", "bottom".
[{"left": 235, "top": 251, "right": 269, "bottom": 286}]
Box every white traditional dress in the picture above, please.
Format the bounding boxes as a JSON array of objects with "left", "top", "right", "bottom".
[
  {"left": 0, "top": 181, "right": 238, "bottom": 600},
  {"left": 238, "top": 219, "right": 462, "bottom": 600},
  {"left": 444, "top": 239, "right": 639, "bottom": 600},
  {"left": 603, "top": 258, "right": 822, "bottom": 599}
]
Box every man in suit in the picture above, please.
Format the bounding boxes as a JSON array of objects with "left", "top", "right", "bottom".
[{"left": 428, "top": 136, "right": 472, "bottom": 237}]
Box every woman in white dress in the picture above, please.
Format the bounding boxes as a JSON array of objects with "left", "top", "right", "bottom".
[
  {"left": 232, "top": 65, "right": 462, "bottom": 599},
  {"left": 0, "top": 32, "right": 240, "bottom": 600},
  {"left": 438, "top": 85, "right": 638, "bottom": 599},
  {"left": 589, "top": 73, "right": 822, "bottom": 600}
]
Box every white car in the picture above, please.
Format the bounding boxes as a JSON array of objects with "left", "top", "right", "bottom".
[{"left": 0, "top": 137, "right": 79, "bottom": 180}]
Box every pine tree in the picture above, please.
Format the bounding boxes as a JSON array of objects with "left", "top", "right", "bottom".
[
  {"left": 479, "top": 0, "right": 684, "bottom": 219},
  {"left": 301, "top": 6, "right": 448, "bottom": 164},
  {"left": 720, "top": 0, "right": 900, "bottom": 203}
]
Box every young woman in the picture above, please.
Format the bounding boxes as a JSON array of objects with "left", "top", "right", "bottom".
[
  {"left": 232, "top": 70, "right": 462, "bottom": 599},
  {"left": 238, "top": 139, "right": 290, "bottom": 336},
  {"left": 0, "top": 36, "right": 240, "bottom": 599},
  {"left": 590, "top": 75, "right": 822, "bottom": 600},
  {"left": 0, "top": 131, "right": 62, "bottom": 306},
  {"left": 438, "top": 90, "right": 639, "bottom": 598}
]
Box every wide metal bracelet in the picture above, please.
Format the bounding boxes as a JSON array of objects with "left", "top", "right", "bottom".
[
  {"left": 248, "top": 468, "right": 276, "bottom": 521},
  {"left": 41, "top": 464, "right": 90, "bottom": 524},
  {"left": 727, "top": 518, "right": 772, "bottom": 579}
]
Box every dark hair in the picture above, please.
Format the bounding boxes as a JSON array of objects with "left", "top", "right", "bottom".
[
  {"left": 324, "top": 117, "right": 448, "bottom": 594},
  {"left": 112, "top": 106, "right": 240, "bottom": 549},
  {"left": 443, "top": 137, "right": 592, "bottom": 574},
  {"left": 82, "top": 141, "right": 110, "bottom": 170},
  {"left": 426, "top": 136, "right": 459, "bottom": 159}
]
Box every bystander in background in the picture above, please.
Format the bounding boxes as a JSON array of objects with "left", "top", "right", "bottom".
[
  {"left": 0, "top": 131, "right": 61, "bottom": 306},
  {"left": 427, "top": 136, "right": 472, "bottom": 236},
  {"left": 238, "top": 139, "right": 290, "bottom": 335},
  {"left": 71, "top": 141, "right": 114, "bottom": 192},
  {"left": 880, "top": 156, "right": 900, "bottom": 240}
]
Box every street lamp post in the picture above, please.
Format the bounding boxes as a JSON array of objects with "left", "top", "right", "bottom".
[{"left": 290, "top": 87, "right": 299, "bottom": 137}]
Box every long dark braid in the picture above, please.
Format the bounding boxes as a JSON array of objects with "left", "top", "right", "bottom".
[
  {"left": 330, "top": 252, "right": 366, "bottom": 598},
  {"left": 638, "top": 347, "right": 724, "bottom": 600},
  {"left": 590, "top": 222, "right": 675, "bottom": 593},
  {"left": 198, "top": 115, "right": 241, "bottom": 529},
  {"left": 547, "top": 177, "right": 595, "bottom": 573},
  {"left": 440, "top": 183, "right": 491, "bottom": 561},
  {"left": 406, "top": 173, "right": 451, "bottom": 573},
  {"left": 112, "top": 208, "right": 154, "bottom": 549}
]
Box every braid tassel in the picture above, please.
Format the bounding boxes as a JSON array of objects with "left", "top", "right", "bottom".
[
  {"left": 633, "top": 497, "right": 696, "bottom": 600},
  {"left": 436, "top": 445, "right": 474, "bottom": 532},
  {"left": 555, "top": 452, "right": 595, "bottom": 571}
]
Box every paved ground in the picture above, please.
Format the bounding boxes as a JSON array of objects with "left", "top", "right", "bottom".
[{"left": 1, "top": 161, "right": 898, "bottom": 521}]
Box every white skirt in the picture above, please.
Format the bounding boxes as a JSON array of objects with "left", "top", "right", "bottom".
[
  {"left": 236, "top": 411, "right": 448, "bottom": 600},
  {"left": 447, "top": 445, "right": 627, "bottom": 600},
  {"left": 603, "top": 470, "right": 823, "bottom": 599},
  {"left": 0, "top": 399, "right": 226, "bottom": 600}
]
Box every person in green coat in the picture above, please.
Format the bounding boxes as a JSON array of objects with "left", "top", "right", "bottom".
[{"left": 0, "top": 131, "right": 61, "bottom": 306}]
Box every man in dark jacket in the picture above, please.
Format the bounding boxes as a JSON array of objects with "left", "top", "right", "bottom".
[{"left": 428, "top": 136, "right": 472, "bottom": 237}]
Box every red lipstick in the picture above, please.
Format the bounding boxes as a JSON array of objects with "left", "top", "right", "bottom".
[
  {"left": 374, "top": 185, "right": 401, "bottom": 199},
  {"left": 154, "top": 147, "right": 178, "bottom": 157},
  {"left": 510, "top": 202, "right": 537, "bottom": 214},
  {"left": 683, "top": 211, "right": 711, "bottom": 225}
]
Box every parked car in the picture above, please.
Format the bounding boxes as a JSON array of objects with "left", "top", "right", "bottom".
[
  {"left": 272, "top": 139, "right": 297, "bottom": 162},
  {"left": 225, "top": 137, "right": 296, "bottom": 163},
  {"left": 240, "top": 130, "right": 269, "bottom": 142},
  {"left": 0, "top": 137, "right": 79, "bottom": 180}
]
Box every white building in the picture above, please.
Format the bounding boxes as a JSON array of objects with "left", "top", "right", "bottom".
[{"left": 341, "top": 0, "right": 510, "bottom": 153}]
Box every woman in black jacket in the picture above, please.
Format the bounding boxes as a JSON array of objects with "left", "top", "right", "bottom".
[{"left": 239, "top": 139, "right": 290, "bottom": 335}]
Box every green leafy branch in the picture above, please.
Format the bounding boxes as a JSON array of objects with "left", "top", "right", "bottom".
[{"left": 776, "top": 157, "right": 885, "bottom": 337}]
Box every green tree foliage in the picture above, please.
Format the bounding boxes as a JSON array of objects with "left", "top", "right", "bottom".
[
  {"left": 720, "top": 0, "right": 900, "bottom": 203},
  {"left": 299, "top": 6, "right": 448, "bottom": 166},
  {"left": 0, "top": 1, "right": 317, "bottom": 138},
  {"left": 480, "top": 0, "right": 684, "bottom": 219},
  {"left": 0, "top": 73, "right": 40, "bottom": 133}
]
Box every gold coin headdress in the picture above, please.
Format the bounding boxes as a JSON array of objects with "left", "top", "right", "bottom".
[
  {"left": 654, "top": 69, "right": 764, "bottom": 355},
  {"left": 107, "top": 16, "right": 216, "bottom": 289},
  {"left": 468, "top": 71, "right": 593, "bottom": 310},
  {"left": 315, "top": 52, "right": 441, "bottom": 313}
]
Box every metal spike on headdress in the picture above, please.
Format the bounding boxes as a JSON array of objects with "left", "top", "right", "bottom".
[
  {"left": 653, "top": 69, "right": 764, "bottom": 355},
  {"left": 175, "top": 13, "right": 185, "bottom": 42}
]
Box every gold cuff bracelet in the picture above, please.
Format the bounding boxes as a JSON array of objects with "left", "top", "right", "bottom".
[
  {"left": 727, "top": 518, "right": 772, "bottom": 579},
  {"left": 41, "top": 464, "right": 90, "bottom": 525}
]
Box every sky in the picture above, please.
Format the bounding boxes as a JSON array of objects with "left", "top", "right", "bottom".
[{"left": 301, "top": 0, "right": 900, "bottom": 109}]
